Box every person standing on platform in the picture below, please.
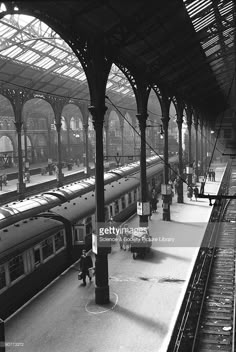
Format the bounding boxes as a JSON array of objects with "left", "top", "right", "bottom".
[
  {"left": 79, "top": 249, "right": 92, "bottom": 286},
  {"left": 212, "top": 169, "right": 215, "bottom": 181},
  {"left": 187, "top": 186, "right": 193, "bottom": 200}
]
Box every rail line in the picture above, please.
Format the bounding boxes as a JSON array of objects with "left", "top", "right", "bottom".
[{"left": 168, "top": 160, "right": 236, "bottom": 352}]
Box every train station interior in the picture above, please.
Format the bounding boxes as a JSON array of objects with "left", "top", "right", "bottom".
[{"left": 0, "top": 1, "right": 235, "bottom": 352}]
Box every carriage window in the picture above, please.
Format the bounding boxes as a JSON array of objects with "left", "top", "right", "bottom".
[
  {"left": 42, "top": 238, "right": 54, "bottom": 260},
  {"left": 109, "top": 205, "right": 113, "bottom": 217},
  {"left": 121, "top": 196, "right": 126, "bottom": 210},
  {"left": 55, "top": 232, "right": 65, "bottom": 251},
  {"left": 9, "top": 255, "right": 25, "bottom": 282},
  {"left": 34, "top": 248, "right": 41, "bottom": 266},
  {"left": 75, "top": 226, "right": 84, "bottom": 242},
  {"left": 128, "top": 192, "right": 132, "bottom": 205},
  {"left": 104, "top": 207, "right": 109, "bottom": 222},
  {"left": 133, "top": 189, "right": 137, "bottom": 202},
  {"left": 115, "top": 200, "right": 119, "bottom": 214},
  {"left": 0, "top": 265, "right": 6, "bottom": 289}
]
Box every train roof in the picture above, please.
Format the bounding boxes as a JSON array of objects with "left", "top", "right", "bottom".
[
  {"left": 0, "top": 194, "right": 60, "bottom": 228},
  {"left": 0, "top": 217, "right": 63, "bottom": 264},
  {"left": 50, "top": 159, "right": 169, "bottom": 223}
]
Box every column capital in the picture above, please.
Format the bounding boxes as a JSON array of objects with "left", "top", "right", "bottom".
[
  {"left": 136, "top": 112, "right": 148, "bottom": 130},
  {"left": 176, "top": 112, "right": 183, "bottom": 126},
  {"left": 161, "top": 114, "right": 170, "bottom": 129},
  {"left": 88, "top": 105, "right": 107, "bottom": 130},
  {"left": 14, "top": 121, "right": 23, "bottom": 133},
  {"left": 55, "top": 122, "right": 62, "bottom": 133},
  {"left": 83, "top": 123, "right": 89, "bottom": 130}
]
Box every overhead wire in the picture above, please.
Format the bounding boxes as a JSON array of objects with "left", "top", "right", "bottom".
[{"left": 105, "top": 95, "right": 190, "bottom": 187}]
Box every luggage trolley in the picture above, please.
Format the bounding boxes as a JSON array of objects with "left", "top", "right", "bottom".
[{"left": 130, "top": 227, "right": 152, "bottom": 259}]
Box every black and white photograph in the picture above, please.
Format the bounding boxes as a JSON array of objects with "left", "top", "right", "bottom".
[{"left": 0, "top": 1, "right": 235, "bottom": 351}]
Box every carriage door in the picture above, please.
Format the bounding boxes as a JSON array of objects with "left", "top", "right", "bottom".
[{"left": 74, "top": 224, "right": 85, "bottom": 245}]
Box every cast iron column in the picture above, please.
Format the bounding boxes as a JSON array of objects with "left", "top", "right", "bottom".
[
  {"left": 194, "top": 112, "right": 199, "bottom": 183},
  {"left": 55, "top": 122, "right": 64, "bottom": 187},
  {"left": 0, "top": 318, "right": 5, "bottom": 352},
  {"left": 15, "top": 121, "right": 25, "bottom": 199},
  {"left": 83, "top": 122, "right": 90, "bottom": 176},
  {"left": 137, "top": 113, "right": 148, "bottom": 227},
  {"left": 121, "top": 121, "right": 124, "bottom": 165},
  {"left": 104, "top": 123, "right": 109, "bottom": 158},
  {"left": 89, "top": 105, "right": 110, "bottom": 305},
  {"left": 186, "top": 108, "right": 192, "bottom": 185},
  {"left": 200, "top": 117, "right": 204, "bottom": 176},
  {"left": 176, "top": 111, "right": 184, "bottom": 203},
  {"left": 67, "top": 126, "right": 71, "bottom": 159},
  {"left": 23, "top": 124, "right": 28, "bottom": 169},
  {"left": 161, "top": 113, "right": 171, "bottom": 220}
]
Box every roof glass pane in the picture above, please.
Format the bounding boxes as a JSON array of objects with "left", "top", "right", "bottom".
[
  {"left": 121, "top": 88, "right": 131, "bottom": 94},
  {"left": 35, "top": 57, "right": 55, "bottom": 69},
  {"left": 0, "top": 46, "right": 22, "bottom": 58},
  {"left": 106, "top": 82, "right": 113, "bottom": 88},
  {"left": 77, "top": 72, "right": 86, "bottom": 81},
  {"left": 32, "top": 41, "right": 53, "bottom": 53},
  {"left": 63, "top": 67, "right": 80, "bottom": 77},
  {"left": 54, "top": 65, "right": 69, "bottom": 74},
  {"left": 202, "top": 36, "right": 219, "bottom": 49},
  {"left": 205, "top": 44, "right": 221, "bottom": 57}
]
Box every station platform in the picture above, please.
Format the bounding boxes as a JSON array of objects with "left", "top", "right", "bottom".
[
  {"left": 0, "top": 162, "right": 94, "bottom": 195},
  {"left": 5, "top": 162, "right": 226, "bottom": 352}
]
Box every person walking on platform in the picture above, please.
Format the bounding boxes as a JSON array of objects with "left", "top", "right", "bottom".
[
  {"left": 200, "top": 180, "right": 205, "bottom": 194},
  {"left": 193, "top": 185, "right": 199, "bottom": 201}
]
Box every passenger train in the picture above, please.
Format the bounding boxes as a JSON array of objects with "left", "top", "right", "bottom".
[{"left": 0, "top": 155, "right": 178, "bottom": 319}]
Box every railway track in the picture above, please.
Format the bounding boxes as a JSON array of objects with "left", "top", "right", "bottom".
[{"left": 168, "top": 161, "right": 236, "bottom": 352}]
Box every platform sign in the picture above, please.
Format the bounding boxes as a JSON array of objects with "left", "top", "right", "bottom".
[
  {"left": 186, "top": 166, "right": 193, "bottom": 174},
  {"left": 137, "top": 202, "right": 150, "bottom": 215},
  {"left": 92, "top": 233, "right": 97, "bottom": 254},
  {"left": 137, "top": 201, "right": 142, "bottom": 215},
  {"left": 161, "top": 184, "right": 172, "bottom": 195}
]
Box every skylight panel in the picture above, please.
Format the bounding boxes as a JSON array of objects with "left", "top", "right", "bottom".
[
  {"left": 32, "top": 41, "right": 53, "bottom": 53},
  {"left": 205, "top": 44, "right": 220, "bottom": 57},
  {"left": 14, "top": 14, "right": 34, "bottom": 27},
  {"left": 50, "top": 47, "right": 65, "bottom": 58},
  {"left": 115, "top": 87, "right": 125, "bottom": 92},
  {"left": 201, "top": 35, "right": 219, "bottom": 49},
  {"left": 54, "top": 65, "right": 69, "bottom": 74},
  {"left": 0, "top": 46, "right": 22, "bottom": 58},
  {"left": 106, "top": 82, "right": 113, "bottom": 89},
  {"left": 63, "top": 67, "right": 79, "bottom": 77},
  {"left": 194, "top": 14, "right": 215, "bottom": 32},
  {"left": 188, "top": 0, "right": 212, "bottom": 18},
  {"left": 35, "top": 57, "right": 55, "bottom": 69},
  {"left": 121, "top": 88, "right": 130, "bottom": 94},
  {"left": 112, "top": 75, "right": 122, "bottom": 82},
  {"left": 0, "top": 23, "right": 12, "bottom": 36},
  {"left": 17, "top": 50, "right": 39, "bottom": 64},
  {"left": 76, "top": 72, "right": 86, "bottom": 81},
  {"left": 219, "top": 1, "right": 233, "bottom": 16}
]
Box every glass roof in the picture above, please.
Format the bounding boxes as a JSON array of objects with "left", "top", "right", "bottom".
[
  {"left": 0, "top": 14, "right": 134, "bottom": 99},
  {"left": 183, "top": 0, "right": 235, "bottom": 93}
]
